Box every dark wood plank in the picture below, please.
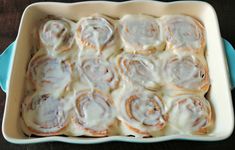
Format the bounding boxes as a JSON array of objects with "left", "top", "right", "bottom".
[{"left": 0, "top": 0, "right": 235, "bottom": 149}]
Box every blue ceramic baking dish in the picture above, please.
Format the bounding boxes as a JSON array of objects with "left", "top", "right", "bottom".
[{"left": 0, "top": 1, "right": 234, "bottom": 144}]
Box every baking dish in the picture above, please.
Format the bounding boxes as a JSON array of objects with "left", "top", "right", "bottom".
[{"left": 0, "top": 0, "right": 235, "bottom": 144}]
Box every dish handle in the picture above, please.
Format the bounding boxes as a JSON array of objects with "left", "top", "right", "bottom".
[
  {"left": 224, "top": 39, "right": 235, "bottom": 89},
  {"left": 0, "top": 42, "right": 15, "bottom": 92},
  {"left": 0, "top": 40, "right": 235, "bottom": 92}
]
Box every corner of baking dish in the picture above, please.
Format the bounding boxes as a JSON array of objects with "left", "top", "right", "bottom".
[{"left": 1, "top": 0, "right": 234, "bottom": 144}]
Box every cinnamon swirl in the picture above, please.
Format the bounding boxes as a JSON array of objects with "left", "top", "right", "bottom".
[
  {"left": 76, "top": 15, "right": 116, "bottom": 51},
  {"left": 119, "top": 14, "right": 165, "bottom": 54},
  {"left": 73, "top": 89, "right": 116, "bottom": 137},
  {"left": 161, "top": 51, "right": 210, "bottom": 93},
  {"left": 117, "top": 53, "right": 160, "bottom": 89},
  {"left": 27, "top": 51, "right": 71, "bottom": 95},
  {"left": 77, "top": 57, "right": 119, "bottom": 92},
  {"left": 22, "top": 93, "right": 69, "bottom": 136},
  {"left": 118, "top": 90, "right": 167, "bottom": 137},
  {"left": 39, "top": 17, "right": 75, "bottom": 54},
  {"left": 162, "top": 15, "right": 205, "bottom": 54},
  {"left": 168, "top": 95, "right": 212, "bottom": 134}
]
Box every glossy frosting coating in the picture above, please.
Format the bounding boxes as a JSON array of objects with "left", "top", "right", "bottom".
[{"left": 22, "top": 14, "right": 212, "bottom": 137}]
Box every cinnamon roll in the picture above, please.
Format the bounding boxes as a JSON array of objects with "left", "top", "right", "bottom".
[
  {"left": 119, "top": 14, "right": 165, "bottom": 54},
  {"left": 78, "top": 57, "right": 119, "bottom": 92},
  {"left": 39, "top": 17, "right": 75, "bottom": 54},
  {"left": 162, "top": 15, "right": 205, "bottom": 54},
  {"left": 118, "top": 90, "right": 167, "bottom": 137},
  {"left": 117, "top": 53, "right": 160, "bottom": 89},
  {"left": 22, "top": 93, "right": 69, "bottom": 136},
  {"left": 161, "top": 51, "right": 210, "bottom": 93},
  {"left": 73, "top": 89, "right": 116, "bottom": 137},
  {"left": 76, "top": 15, "right": 115, "bottom": 51},
  {"left": 168, "top": 95, "right": 212, "bottom": 134},
  {"left": 27, "top": 51, "right": 71, "bottom": 95}
]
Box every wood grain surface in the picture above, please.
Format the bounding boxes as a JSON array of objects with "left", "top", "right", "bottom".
[{"left": 0, "top": 0, "right": 235, "bottom": 149}]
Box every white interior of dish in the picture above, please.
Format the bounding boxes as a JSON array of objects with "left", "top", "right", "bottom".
[{"left": 2, "top": 1, "right": 234, "bottom": 143}]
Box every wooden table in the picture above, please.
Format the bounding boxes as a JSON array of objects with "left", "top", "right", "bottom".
[{"left": 0, "top": 0, "right": 235, "bottom": 149}]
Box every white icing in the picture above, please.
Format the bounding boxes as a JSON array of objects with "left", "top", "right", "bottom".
[
  {"left": 75, "top": 90, "right": 116, "bottom": 132},
  {"left": 28, "top": 52, "right": 71, "bottom": 96},
  {"left": 168, "top": 95, "right": 211, "bottom": 134},
  {"left": 22, "top": 14, "right": 211, "bottom": 137},
  {"left": 78, "top": 58, "right": 119, "bottom": 92},
  {"left": 39, "top": 19, "right": 75, "bottom": 53},
  {"left": 131, "top": 97, "right": 162, "bottom": 125},
  {"left": 119, "top": 14, "right": 164, "bottom": 53},
  {"left": 118, "top": 53, "right": 160, "bottom": 89},
  {"left": 22, "top": 93, "right": 69, "bottom": 134},
  {"left": 118, "top": 90, "right": 166, "bottom": 135},
  {"left": 162, "top": 15, "right": 205, "bottom": 52},
  {"left": 161, "top": 51, "right": 209, "bottom": 90},
  {"left": 83, "top": 102, "right": 104, "bottom": 126},
  {"left": 77, "top": 16, "right": 114, "bottom": 51}
]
